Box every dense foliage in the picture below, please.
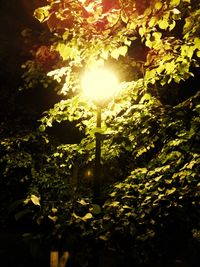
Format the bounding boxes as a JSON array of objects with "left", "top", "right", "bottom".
[{"left": 1, "top": 0, "right": 200, "bottom": 266}]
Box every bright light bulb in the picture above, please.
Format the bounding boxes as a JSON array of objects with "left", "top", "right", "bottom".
[{"left": 81, "top": 68, "right": 119, "bottom": 103}]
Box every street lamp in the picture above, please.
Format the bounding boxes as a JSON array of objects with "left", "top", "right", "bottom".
[{"left": 81, "top": 67, "right": 119, "bottom": 202}]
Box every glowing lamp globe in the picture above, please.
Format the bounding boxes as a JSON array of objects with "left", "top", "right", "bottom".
[{"left": 81, "top": 68, "right": 119, "bottom": 104}]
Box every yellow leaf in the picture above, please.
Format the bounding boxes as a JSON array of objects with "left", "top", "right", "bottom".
[
  {"left": 166, "top": 187, "right": 176, "bottom": 195},
  {"left": 194, "top": 37, "right": 200, "bottom": 49},
  {"left": 81, "top": 213, "right": 93, "bottom": 221},
  {"left": 144, "top": 7, "right": 152, "bottom": 16},
  {"left": 170, "top": 0, "right": 180, "bottom": 7},
  {"left": 111, "top": 48, "right": 120, "bottom": 59},
  {"left": 30, "top": 195, "right": 40, "bottom": 206},
  {"left": 197, "top": 51, "right": 200, "bottom": 57},
  {"left": 34, "top": 6, "right": 50, "bottom": 23},
  {"left": 139, "top": 27, "right": 145, "bottom": 37},
  {"left": 48, "top": 215, "right": 58, "bottom": 222},
  {"left": 155, "top": 2, "right": 162, "bottom": 10},
  {"left": 158, "top": 20, "right": 168, "bottom": 30},
  {"left": 118, "top": 46, "right": 128, "bottom": 57}
]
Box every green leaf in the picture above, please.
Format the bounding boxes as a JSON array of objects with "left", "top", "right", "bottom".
[
  {"left": 39, "top": 125, "right": 46, "bottom": 132},
  {"left": 194, "top": 104, "right": 200, "bottom": 113},
  {"left": 91, "top": 204, "right": 101, "bottom": 215}
]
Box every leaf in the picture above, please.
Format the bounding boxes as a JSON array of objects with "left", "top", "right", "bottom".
[
  {"left": 139, "top": 27, "right": 145, "bottom": 37},
  {"left": 30, "top": 195, "right": 40, "bottom": 206},
  {"left": 109, "top": 201, "right": 120, "bottom": 207},
  {"left": 111, "top": 48, "right": 120, "bottom": 60},
  {"left": 121, "top": 11, "right": 129, "bottom": 23},
  {"left": 140, "top": 93, "right": 152, "bottom": 103},
  {"left": 91, "top": 204, "right": 101, "bottom": 215},
  {"left": 172, "top": 8, "right": 180, "bottom": 15},
  {"left": 34, "top": 6, "right": 50, "bottom": 23},
  {"left": 99, "top": 235, "right": 109, "bottom": 241},
  {"left": 194, "top": 104, "right": 200, "bottom": 113},
  {"left": 39, "top": 125, "right": 46, "bottom": 132},
  {"left": 56, "top": 44, "right": 72, "bottom": 60},
  {"left": 149, "top": 17, "right": 157, "bottom": 27},
  {"left": 81, "top": 213, "right": 93, "bottom": 221},
  {"left": 144, "top": 8, "right": 152, "bottom": 16},
  {"left": 166, "top": 187, "right": 176, "bottom": 195},
  {"left": 194, "top": 37, "right": 200, "bottom": 50},
  {"left": 52, "top": 207, "right": 58, "bottom": 213},
  {"left": 197, "top": 51, "right": 200, "bottom": 58},
  {"left": 78, "top": 199, "right": 89, "bottom": 206},
  {"left": 153, "top": 32, "right": 162, "bottom": 41},
  {"left": 118, "top": 46, "right": 128, "bottom": 57},
  {"left": 158, "top": 19, "right": 168, "bottom": 30},
  {"left": 155, "top": 2, "right": 162, "bottom": 10},
  {"left": 48, "top": 215, "right": 58, "bottom": 222},
  {"left": 170, "top": 0, "right": 180, "bottom": 7},
  {"left": 107, "top": 12, "right": 120, "bottom": 26}
]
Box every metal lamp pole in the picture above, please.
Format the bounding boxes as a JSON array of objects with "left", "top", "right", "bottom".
[
  {"left": 94, "top": 105, "right": 101, "bottom": 202},
  {"left": 81, "top": 67, "right": 118, "bottom": 202}
]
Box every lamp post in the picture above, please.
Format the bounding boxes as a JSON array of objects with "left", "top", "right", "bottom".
[{"left": 81, "top": 67, "right": 119, "bottom": 202}]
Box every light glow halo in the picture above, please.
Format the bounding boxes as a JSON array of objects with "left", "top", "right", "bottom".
[{"left": 81, "top": 67, "right": 119, "bottom": 104}]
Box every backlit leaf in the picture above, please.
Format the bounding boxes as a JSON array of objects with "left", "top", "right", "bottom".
[
  {"left": 30, "top": 195, "right": 40, "bottom": 206},
  {"left": 166, "top": 187, "right": 176, "bottom": 195}
]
